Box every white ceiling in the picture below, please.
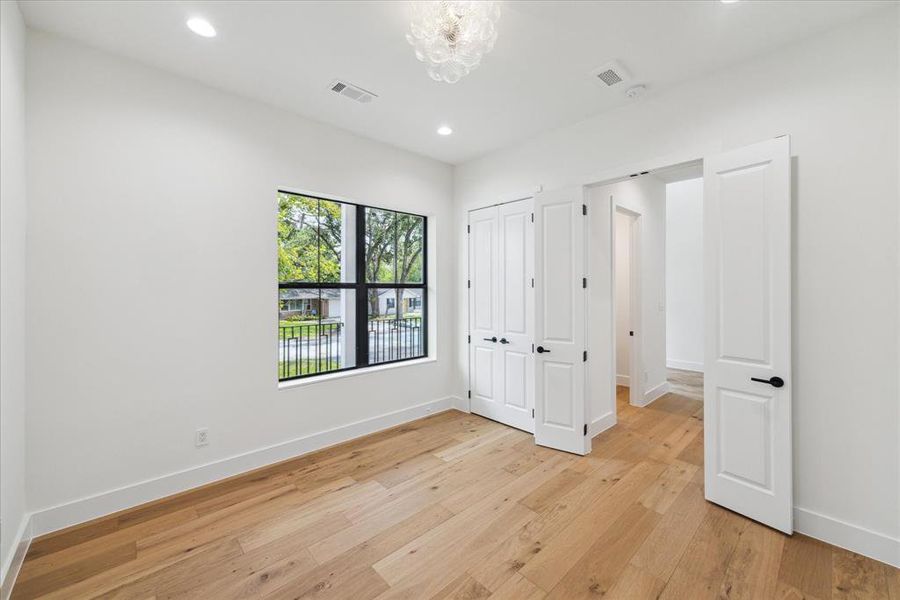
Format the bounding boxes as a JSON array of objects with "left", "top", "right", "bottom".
[{"left": 19, "top": 0, "right": 889, "bottom": 164}]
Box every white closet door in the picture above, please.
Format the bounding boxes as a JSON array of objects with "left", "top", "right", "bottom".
[
  {"left": 468, "top": 200, "right": 535, "bottom": 433},
  {"left": 703, "top": 136, "right": 793, "bottom": 533},
  {"left": 469, "top": 206, "right": 501, "bottom": 417},
  {"left": 533, "top": 187, "right": 588, "bottom": 455},
  {"left": 496, "top": 199, "right": 535, "bottom": 432}
]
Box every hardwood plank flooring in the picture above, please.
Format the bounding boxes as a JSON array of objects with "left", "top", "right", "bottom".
[{"left": 13, "top": 388, "right": 897, "bottom": 599}]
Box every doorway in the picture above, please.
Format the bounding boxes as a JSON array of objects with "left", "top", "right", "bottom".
[
  {"left": 589, "top": 137, "right": 794, "bottom": 533},
  {"left": 606, "top": 163, "right": 706, "bottom": 413},
  {"left": 613, "top": 207, "right": 642, "bottom": 407}
]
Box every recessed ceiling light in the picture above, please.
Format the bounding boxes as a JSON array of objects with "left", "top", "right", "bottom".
[
  {"left": 187, "top": 18, "right": 216, "bottom": 38},
  {"left": 437, "top": 125, "right": 453, "bottom": 136},
  {"left": 720, "top": 0, "right": 739, "bottom": 3}
]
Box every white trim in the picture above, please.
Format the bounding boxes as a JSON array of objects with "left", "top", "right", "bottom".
[
  {"left": 634, "top": 381, "right": 670, "bottom": 407},
  {"left": 29, "top": 397, "right": 456, "bottom": 537},
  {"left": 449, "top": 395, "right": 469, "bottom": 413},
  {"left": 616, "top": 374, "right": 630, "bottom": 386},
  {"left": 795, "top": 506, "right": 900, "bottom": 568},
  {"left": 589, "top": 411, "right": 617, "bottom": 438},
  {"left": 277, "top": 357, "right": 437, "bottom": 389},
  {"left": 666, "top": 359, "right": 704, "bottom": 373},
  {"left": 1, "top": 514, "right": 31, "bottom": 600},
  {"left": 581, "top": 147, "right": 713, "bottom": 189}
]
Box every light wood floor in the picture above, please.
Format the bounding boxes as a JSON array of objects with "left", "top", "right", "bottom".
[
  {"left": 13, "top": 389, "right": 898, "bottom": 599},
  {"left": 666, "top": 368, "right": 703, "bottom": 402}
]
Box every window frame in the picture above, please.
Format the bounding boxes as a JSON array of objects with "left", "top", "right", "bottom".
[{"left": 277, "top": 191, "right": 428, "bottom": 382}]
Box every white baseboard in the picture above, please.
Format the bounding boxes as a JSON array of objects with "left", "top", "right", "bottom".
[
  {"left": 632, "top": 381, "right": 670, "bottom": 407},
  {"left": 616, "top": 374, "right": 630, "bottom": 386},
  {"left": 29, "top": 396, "right": 456, "bottom": 538},
  {"left": 1, "top": 514, "right": 32, "bottom": 600},
  {"left": 449, "top": 394, "right": 469, "bottom": 413},
  {"left": 666, "top": 359, "right": 704, "bottom": 373},
  {"left": 589, "top": 412, "right": 617, "bottom": 438},
  {"left": 795, "top": 506, "right": 900, "bottom": 568}
]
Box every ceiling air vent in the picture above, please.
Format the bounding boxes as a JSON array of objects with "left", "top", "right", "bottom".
[
  {"left": 590, "top": 60, "right": 631, "bottom": 88},
  {"left": 329, "top": 79, "right": 378, "bottom": 104}
]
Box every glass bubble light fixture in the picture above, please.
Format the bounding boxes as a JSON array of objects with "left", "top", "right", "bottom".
[{"left": 406, "top": 1, "right": 501, "bottom": 84}]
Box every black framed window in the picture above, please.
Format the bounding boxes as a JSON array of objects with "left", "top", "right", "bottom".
[{"left": 278, "top": 191, "right": 427, "bottom": 381}]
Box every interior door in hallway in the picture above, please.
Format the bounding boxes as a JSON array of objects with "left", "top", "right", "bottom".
[{"left": 468, "top": 199, "right": 535, "bottom": 433}]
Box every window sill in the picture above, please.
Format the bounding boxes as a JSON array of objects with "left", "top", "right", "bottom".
[{"left": 277, "top": 356, "right": 436, "bottom": 390}]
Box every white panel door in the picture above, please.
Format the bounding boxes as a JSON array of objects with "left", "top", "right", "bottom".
[
  {"left": 497, "top": 199, "right": 535, "bottom": 432},
  {"left": 703, "top": 136, "right": 793, "bottom": 534},
  {"left": 468, "top": 200, "right": 535, "bottom": 433},
  {"left": 534, "top": 187, "right": 588, "bottom": 455},
  {"left": 469, "top": 206, "right": 501, "bottom": 417}
]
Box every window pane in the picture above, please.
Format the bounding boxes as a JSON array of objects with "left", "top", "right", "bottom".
[
  {"left": 278, "top": 193, "right": 319, "bottom": 283},
  {"left": 318, "top": 199, "right": 355, "bottom": 283},
  {"left": 396, "top": 214, "right": 424, "bottom": 283},
  {"left": 365, "top": 208, "right": 396, "bottom": 283},
  {"left": 368, "top": 288, "right": 424, "bottom": 364},
  {"left": 279, "top": 288, "right": 356, "bottom": 379}
]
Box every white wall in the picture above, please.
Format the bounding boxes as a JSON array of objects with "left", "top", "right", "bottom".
[
  {"left": 1, "top": 0, "right": 30, "bottom": 586},
  {"left": 455, "top": 9, "right": 899, "bottom": 564},
  {"left": 25, "top": 31, "right": 455, "bottom": 531},
  {"left": 614, "top": 212, "right": 631, "bottom": 383},
  {"left": 665, "top": 178, "right": 704, "bottom": 372}
]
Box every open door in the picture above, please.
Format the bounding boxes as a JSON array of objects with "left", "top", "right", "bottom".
[
  {"left": 534, "top": 187, "right": 588, "bottom": 455},
  {"left": 703, "top": 136, "right": 793, "bottom": 533}
]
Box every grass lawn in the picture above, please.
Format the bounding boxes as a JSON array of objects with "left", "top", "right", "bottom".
[
  {"left": 278, "top": 320, "right": 340, "bottom": 339},
  {"left": 279, "top": 359, "right": 340, "bottom": 379}
]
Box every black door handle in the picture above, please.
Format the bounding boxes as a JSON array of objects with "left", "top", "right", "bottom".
[
  {"left": 499, "top": 338, "right": 510, "bottom": 344},
  {"left": 751, "top": 376, "right": 785, "bottom": 388},
  {"left": 483, "top": 336, "right": 497, "bottom": 343},
  {"left": 536, "top": 346, "right": 550, "bottom": 353}
]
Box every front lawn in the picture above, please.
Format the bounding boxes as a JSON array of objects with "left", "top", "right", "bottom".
[
  {"left": 279, "top": 358, "right": 340, "bottom": 379},
  {"left": 278, "top": 320, "right": 340, "bottom": 339}
]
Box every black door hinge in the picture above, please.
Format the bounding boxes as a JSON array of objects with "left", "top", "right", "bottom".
[
  {"left": 583, "top": 423, "right": 588, "bottom": 436},
  {"left": 583, "top": 350, "right": 587, "bottom": 362},
  {"left": 531, "top": 278, "right": 534, "bottom": 288},
  {"left": 582, "top": 204, "right": 587, "bottom": 216},
  {"left": 467, "top": 390, "right": 471, "bottom": 399},
  {"left": 582, "top": 277, "right": 587, "bottom": 289},
  {"left": 629, "top": 330, "right": 634, "bottom": 337},
  {"left": 530, "top": 212, "right": 534, "bottom": 222},
  {"left": 467, "top": 279, "right": 471, "bottom": 289},
  {"left": 531, "top": 343, "right": 535, "bottom": 353},
  {"left": 532, "top": 408, "right": 535, "bottom": 418},
  {"left": 467, "top": 224, "right": 470, "bottom": 233},
  {"left": 467, "top": 335, "right": 471, "bottom": 344}
]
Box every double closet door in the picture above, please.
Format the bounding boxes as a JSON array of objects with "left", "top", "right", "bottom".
[{"left": 468, "top": 199, "right": 535, "bottom": 433}]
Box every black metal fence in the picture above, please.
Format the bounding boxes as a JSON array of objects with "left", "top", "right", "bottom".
[
  {"left": 278, "top": 322, "right": 343, "bottom": 379},
  {"left": 278, "top": 317, "right": 424, "bottom": 380},
  {"left": 369, "top": 317, "right": 423, "bottom": 364}
]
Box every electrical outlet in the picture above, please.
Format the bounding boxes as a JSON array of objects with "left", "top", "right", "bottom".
[{"left": 195, "top": 428, "right": 209, "bottom": 447}]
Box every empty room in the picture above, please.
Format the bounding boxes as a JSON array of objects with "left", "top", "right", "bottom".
[{"left": 1, "top": 1, "right": 898, "bottom": 598}]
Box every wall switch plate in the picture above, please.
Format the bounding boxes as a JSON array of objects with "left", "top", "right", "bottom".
[{"left": 195, "top": 428, "right": 209, "bottom": 447}]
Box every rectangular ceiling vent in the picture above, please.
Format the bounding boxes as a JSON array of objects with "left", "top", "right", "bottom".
[
  {"left": 591, "top": 60, "right": 631, "bottom": 88},
  {"left": 329, "top": 79, "right": 378, "bottom": 104}
]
